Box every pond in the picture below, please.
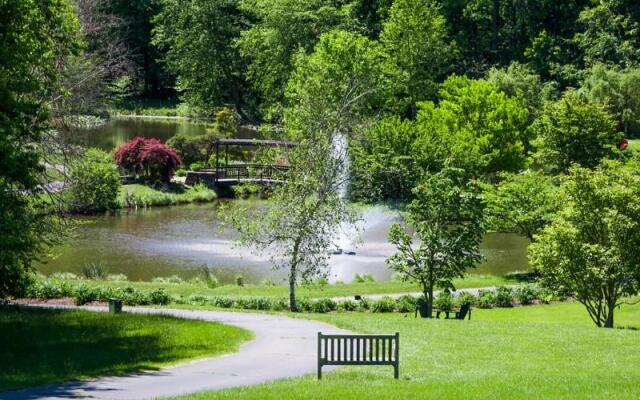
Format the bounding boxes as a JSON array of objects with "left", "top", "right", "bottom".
[
  {"left": 72, "top": 117, "right": 212, "bottom": 150},
  {"left": 36, "top": 202, "right": 530, "bottom": 284},
  {"left": 41, "top": 117, "right": 531, "bottom": 283}
]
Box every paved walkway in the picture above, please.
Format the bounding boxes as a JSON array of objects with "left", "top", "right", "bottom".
[{"left": 1, "top": 305, "right": 351, "bottom": 400}]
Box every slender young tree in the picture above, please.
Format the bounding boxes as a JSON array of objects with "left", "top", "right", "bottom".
[{"left": 387, "top": 168, "right": 485, "bottom": 317}]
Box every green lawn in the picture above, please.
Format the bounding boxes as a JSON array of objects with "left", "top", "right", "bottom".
[
  {"left": 118, "top": 183, "right": 216, "bottom": 208},
  {"left": 0, "top": 306, "right": 252, "bottom": 392},
  {"left": 175, "top": 301, "right": 640, "bottom": 400},
  {"left": 79, "top": 274, "right": 510, "bottom": 300}
]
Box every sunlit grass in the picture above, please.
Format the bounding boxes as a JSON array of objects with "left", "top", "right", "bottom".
[
  {"left": 0, "top": 306, "right": 252, "bottom": 392},
  {"left": 175, "top": 301, "right": 640, "bottom": 400}
]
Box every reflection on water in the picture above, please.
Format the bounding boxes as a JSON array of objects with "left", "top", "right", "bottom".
[
  {"left": 73, "top": 117, "right": 211, "bottom": 150},
  {"left": 37, "top": 202, "right": 531, "bottom": 283}
]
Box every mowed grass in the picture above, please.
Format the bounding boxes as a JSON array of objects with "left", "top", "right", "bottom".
[
  {"left": 0, "top": 306, "right": 253, "bottom": 392},
  {"left": 117, "top": 183, "right": 216, "bottom": 208},
  {"left": 175, "top": 301, "right": 640, "bottom": 400},
  {"left": 79, "top": 274, "right": 509, "bottom": 300}
]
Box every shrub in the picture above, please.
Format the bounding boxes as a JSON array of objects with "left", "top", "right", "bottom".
[
  {"left": 50, "top": 272, "right": 80, "bottom": 281},
  {"left": 82, "top": 262, "right": 108, "bottom": 280},
  {"left": 69, "top": 148, "right": 121, "bottom": 214},
  {"left": 199, "top": 267, "right": 219, "bottom": 289},
  {"left": 337, "top": 300, "right": 358, "bottom": 312},
  {"left": 235, "top": 274, "right": 245, "bottom": 287},
  {"left": 117, "top": 287, "right": 151, "bottom": 305},
  {"left": 371, "top": 297, "right": 396, "bottom": 313},
  {"left": 189, "top": 162, "right": 206, "bottom": 171},
  {"left": 297, "top": 297, "right": 313, "bottom": 312},
  {"left": 175, "top": 168, "right": 187, "bottom": 177},
  {"left": 261, "top": 278, "right": 278, "bottom": 287},
  {"left": 211, "top": 296, "right": 235, "bottom": 308},
  {"left": 476, "top": 289, "right": 496, "bottom": 309},
  {"left": 396, "top": 295, "right": 418, "bottom": 313},
  {"left": 353, "top": 273, "right": 376, "bottom": 283},
  {"left": 515, "top": 284, "right": 539, "bottom": 305},
  {"left": 456, "top": 291, "right": 477, "bottom": 307},
  {"left": 311, "top": 298, "right": 337, "bottom": 313},
  {"left": 106, "top": 273, "right": 128, "bottom": 281},
  {"left": 149, "top": 288, "right": 171, "bottom": 305},
  {"left": 188, "top": 294, "right": 209, "bottom": 305},
  {"left": 73, "top": 284, "right": 98, "bottom": 305},
  {"left": 434, "top": 292, "right": 454, "bottom": 311},
  {"left": 494, "top": 286, "right": 515, "bottom": 308},
  {"left": 271, "top": 297, "right": 289, "bottom": 311},
  {"left": 357, "top": 298, "right": 372, "bottom": 312},
  {"left": 114, "top": 137, "right": 182, "bottom": 183}
]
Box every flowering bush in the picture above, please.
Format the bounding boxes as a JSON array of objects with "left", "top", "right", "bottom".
[{"left": 113, "top": 137, "right": 182, "bottom": 183}]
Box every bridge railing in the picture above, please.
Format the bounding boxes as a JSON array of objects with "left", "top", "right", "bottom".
[{"left": 200, "top": 164, "right": 290, "bottom": 182}]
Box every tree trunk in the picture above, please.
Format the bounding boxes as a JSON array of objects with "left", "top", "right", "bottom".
[
  {"left": 289, "top": 263, "right": 298, "bottom": 312},
  {"left": 604, "top": 294, "right": 616, "bottom": 328},
  {"left": 422, "top": 282, "right": 434, "bottom": 318}
]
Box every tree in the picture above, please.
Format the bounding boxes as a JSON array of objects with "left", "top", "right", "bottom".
[
  {"left": 380, "top": 0, "right": 456, "bottom": 111},
  {"left": 69, "top": 149, "right": 121, "bottom": 214},
  {"left": 0, "top": 0, "right": 78, "bottom": 298},
  {"left": 153, "top": 0, "right": 250, "bottom": 113},
  {"left": 529, "top": 159, "right": 640, "bottom": 328},
  {"left": 575, "top": 0, "right": 640, "bottom": 69},
  {"left": 415, "top": 76, "right": 529, "bottom": 179},
  {"left": 236, "top": 0, "right": 355, "bottom": 119},
  {"left": 114, "top": 137, "right": 182, "bottom": 183},
  {"left": 350, "top": 116, "right": 420, "bottom": 202},
  {"left": 485, "top": 171, "right": 560, "bottom": 242},
  {"left": 224, "top": 136, "right": 357, "bottom": 311},
  {"left": 531, "top": 91, "right": 621, "bottom": 173},
  {"left": 579, "top": 64, "right": 640, "bottom": 137},
  {"left": 387, "top": 169, "right": 485, "bottom": 318},
  {"left": 284, "top": 29, "right": 399, "bottom": 138}
]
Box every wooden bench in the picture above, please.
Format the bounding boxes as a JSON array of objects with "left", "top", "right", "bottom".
[{"left": 317, "top": 332, "right": 399, "bottom": 379}]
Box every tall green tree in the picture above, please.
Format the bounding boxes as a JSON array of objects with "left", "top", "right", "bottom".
[
  {"left": 154, "top": 0, "right": 250, "bottom": 113},
  {"left": 530, "top": 159, "right": 640, "bottom": 328},
  {"left": 0, "top": 0, "right": 78, "bottom": 298},
  {"left": 579, "top": 64, "right": 640, "bottom": 137},
  {"left": 380, "top": 0, "right": 456, "bottom": 111},
  {"left": 387, "top": 168, "right": 485, "bottom": 318},
  {"left": 237, "top": 0, "right": 356, "bottom": 119},
  {"left": 284, "top": 30, "right": 398, "bottom": 138},
  {"left": 531, "top": 91, "right": 621, "bottom": 173},
  {"left": 485, "top": 171, "right": 560, "bottom": 242},
  {"left": 575, "top": 0, "right": 640, "bottom": 69},
  {"left": 415, "top": 76, "right": 529, "bottom": 179}
]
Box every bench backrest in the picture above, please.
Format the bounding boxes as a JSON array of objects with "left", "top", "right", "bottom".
[{"left": 318, "top": 333, "right": 399, "bottom": 365}]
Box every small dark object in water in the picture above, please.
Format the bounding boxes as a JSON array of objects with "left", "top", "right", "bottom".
[
  {"left": 344, "top": 251, "right": 356, "bottom": 255},
  {"left": 331, "top": 249, "right": 343, "bottom": 255}
]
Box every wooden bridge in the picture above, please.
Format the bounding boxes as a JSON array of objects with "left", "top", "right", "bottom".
[{"left": 184, "top": 139, "right": 295, "bottom": 192}]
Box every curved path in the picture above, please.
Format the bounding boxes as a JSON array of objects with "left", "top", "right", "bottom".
[{"left": 1, "top": 305, "right": 352, "bottom": 400}]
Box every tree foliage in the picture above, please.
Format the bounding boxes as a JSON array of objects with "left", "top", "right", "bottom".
[
  {"left": 113, "top": 137, "right": 182, "bottom": 183},
  {"left": 529, "top": 159, "right": 640, "bottom": 328},
  {"left": 69, "top": 149, "right": 121, "bottom": 214},
  {"left": 485, "top": 171, "right": 560, "bottom": 241},
  {"left": 0, "top": 0, "right": 78, "bottom": 298},
  {"left": 387, "top": 168, "right": 485, "bottom": 317},
  {"left": 531, "top": 91, "right": 621, "bottom": 173},
  {"left": 154, "top": 0, "right": 249, "bottom": 112}
]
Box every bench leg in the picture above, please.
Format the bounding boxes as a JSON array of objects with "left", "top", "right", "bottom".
[
  {"left": 318, "top": 365, "right": 322, "bottom": 380},
  {"left": 394, "top": 364, "right": 399, "bottom": 379}
]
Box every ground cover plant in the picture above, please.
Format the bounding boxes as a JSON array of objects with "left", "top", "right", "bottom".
[
  {"left": 118, "top": 183, "right": 216, "bottom": 208},
  {"left": 0, "top": 306, "right": 253, "bottom": 392},
  {"left": 172, "top": 301, "right": 640, "bottom": 400}
]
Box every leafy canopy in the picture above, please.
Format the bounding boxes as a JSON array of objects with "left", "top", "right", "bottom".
[{"left": 529, "top": 159, "right": 640, "bottom": 328}]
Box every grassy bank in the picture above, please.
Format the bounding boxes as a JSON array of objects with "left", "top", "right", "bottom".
[
  {"left": 117, "top": 183, "right": 216, "bottom": 208},
  {"left": 0, "top": 306, "right": 252, "bottom": 392},
  {"left": 108, "top": 99, "right": 210, "bottom": 119},
  {"left": 174, "top": 301, "right": 640, "bottom": 400},
  {"left": 73, "top": 274, "right": 510, "bottom": 299}
]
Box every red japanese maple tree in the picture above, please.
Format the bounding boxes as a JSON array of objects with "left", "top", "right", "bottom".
[{"left": 113, "top": 137, "right": 182, "bottom": 183}]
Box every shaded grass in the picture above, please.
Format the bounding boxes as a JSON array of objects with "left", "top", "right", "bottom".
[
  {"left": 78, "top": 274, "right": 509, "bottom": 300},
  {"left": 176, "top": 301, "right": 640, "bottom": 400},
  {"left": 117, "top": 183, "right": 216, "bottom": 208},
  {"left": 0, "top": 306, "right": 252, "bottom": 392}
]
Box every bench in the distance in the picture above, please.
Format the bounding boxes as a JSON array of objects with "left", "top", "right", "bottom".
[{"left": 317, "top": 332, "right": 399, "bottom": 379}]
